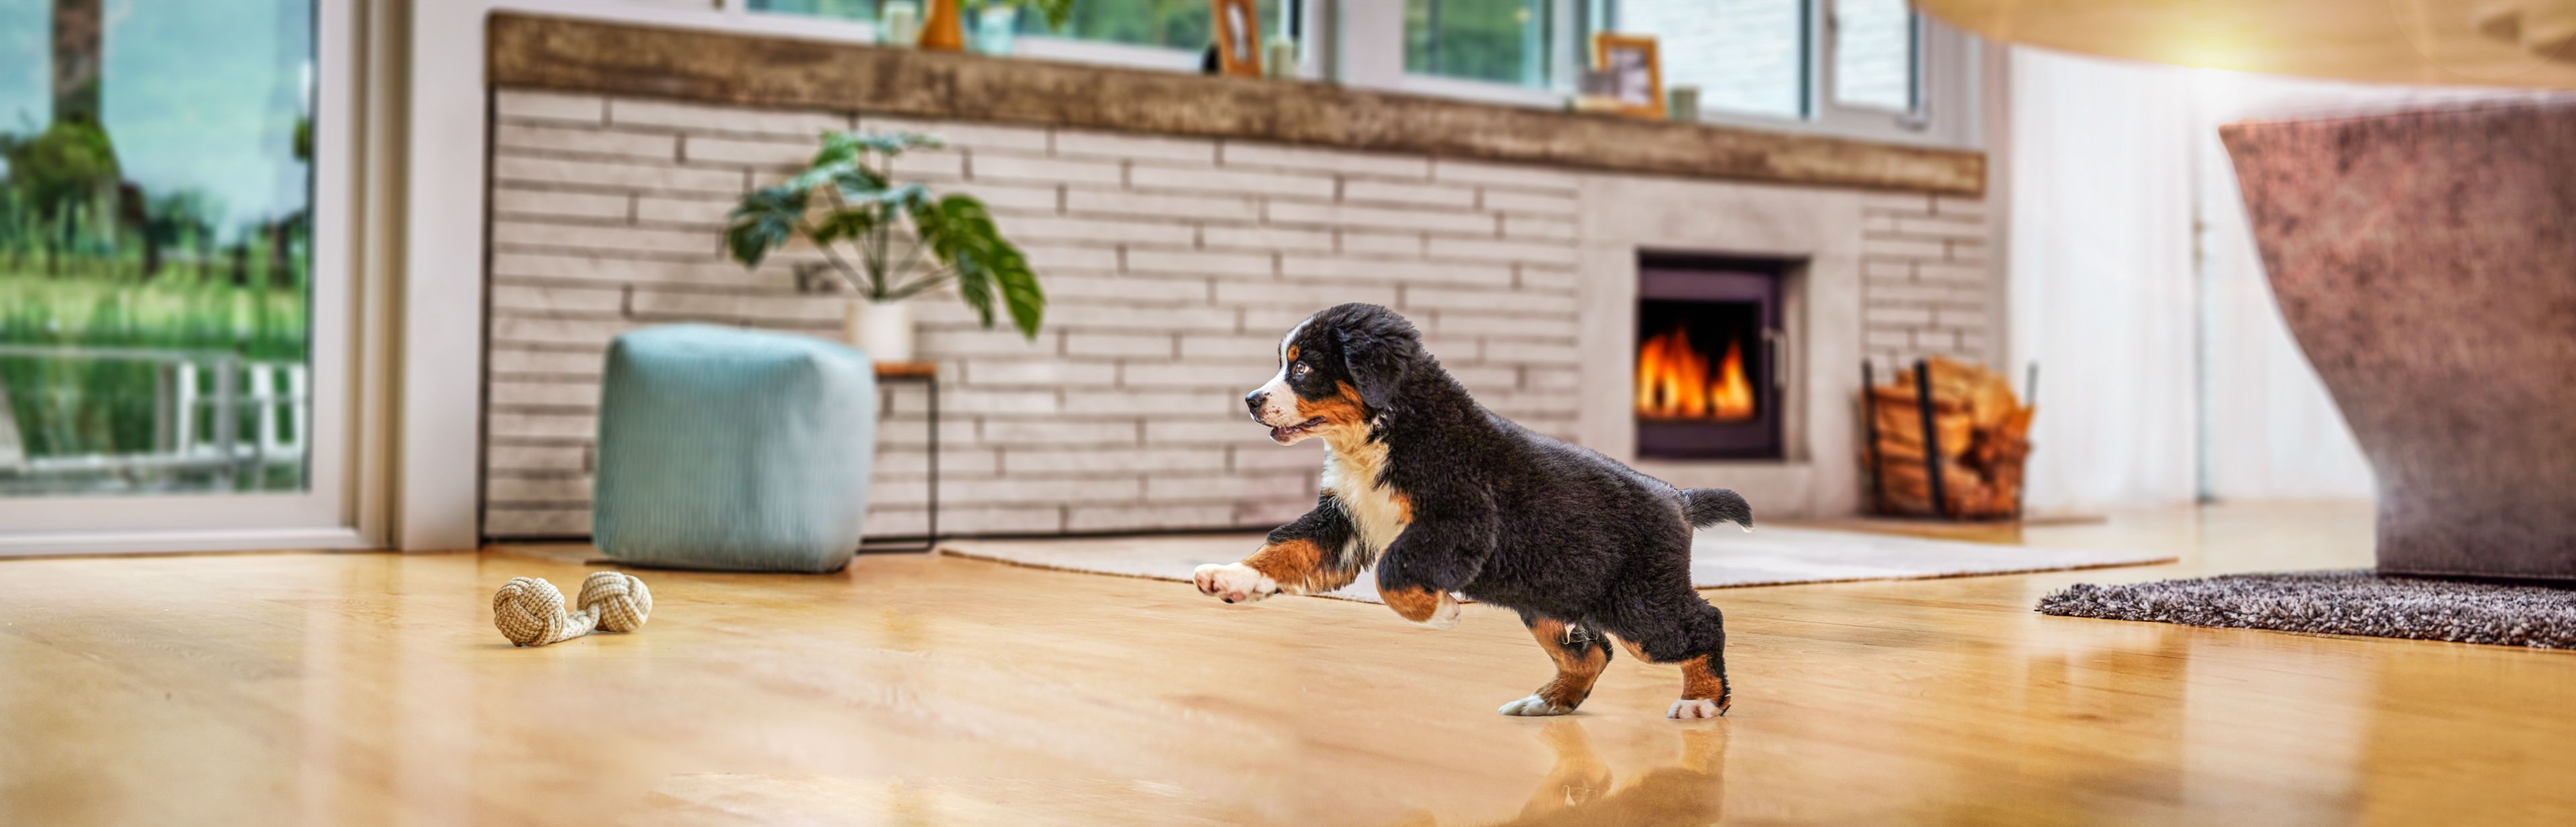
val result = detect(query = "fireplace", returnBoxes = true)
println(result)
[1635,258,1788,460]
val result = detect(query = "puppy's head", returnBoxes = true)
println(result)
[1244,303,1424,445]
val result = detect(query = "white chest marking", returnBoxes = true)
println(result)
[1323,436,1407,557]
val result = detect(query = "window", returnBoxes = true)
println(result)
[745,0,877,23]
[1572,0,1952,140]
[1617,0,1806,119]
[1831,0,1915,111]
[1405,0,1554,89]
[1,0,317,496]
[1014,0,1283,52]
[740,0,1286,54]
[671,0,1968,146]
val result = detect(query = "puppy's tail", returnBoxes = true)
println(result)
[1679,488,1754,532]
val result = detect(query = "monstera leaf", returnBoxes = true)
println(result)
[722,184,807,269]
[722,130,1046,339]
[910,195,1044,338]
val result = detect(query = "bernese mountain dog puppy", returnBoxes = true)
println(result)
[1192,303,1753,719]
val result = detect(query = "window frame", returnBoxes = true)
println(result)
[1355,0,1978,148]
[1398,0,1569,97]
[0,0,387,555]
[699,0,1974,148]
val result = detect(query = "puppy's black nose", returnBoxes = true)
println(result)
[1244,390,1267,415]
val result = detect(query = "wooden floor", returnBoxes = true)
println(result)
[3,502,2572,826]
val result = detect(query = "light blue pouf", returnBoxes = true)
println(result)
[592,325,875,573]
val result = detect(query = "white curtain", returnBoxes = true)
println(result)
[2011,49,2563,510]
[2007,48,2201,512]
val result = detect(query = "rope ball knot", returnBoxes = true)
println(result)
[578,571,653,632]
[492,571,654,647]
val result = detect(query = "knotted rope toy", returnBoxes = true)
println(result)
[492,571,653,647]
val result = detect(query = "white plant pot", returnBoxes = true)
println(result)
[845,300,917,362]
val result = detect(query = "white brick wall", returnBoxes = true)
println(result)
[480,89,1994,539]
[1860,192,1992,372]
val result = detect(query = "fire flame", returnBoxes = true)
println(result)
[1636,327,1756,421]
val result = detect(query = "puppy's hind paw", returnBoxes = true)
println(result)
[1666,698,1728,720]
[1411,593,1462,630]
[1497,694,1577,716]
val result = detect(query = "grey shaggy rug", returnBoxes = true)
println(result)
[2038,570,2576,649]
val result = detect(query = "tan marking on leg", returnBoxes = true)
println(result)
[1242,538,1325,592]
[1379,583,1450,624]
[1612,635,1652,663]
[1529,619,1609,710]
[1676,654,1731,718]
[1680,655,1727,702]
[1242,538,1363,595]
[1392,492,1413,524]
[1301,566,1363,595]
[1612,635,1733,717]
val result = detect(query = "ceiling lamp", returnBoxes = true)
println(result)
[1912,0,2576,88]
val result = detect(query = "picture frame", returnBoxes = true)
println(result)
[1212,0,1263,77]
[1590,33,1665,120]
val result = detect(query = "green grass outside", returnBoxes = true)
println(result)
[1,273,307,488]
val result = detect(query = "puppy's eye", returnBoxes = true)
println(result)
[1290,363,1311,380]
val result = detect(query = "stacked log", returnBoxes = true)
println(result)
[1863,357,2035,519]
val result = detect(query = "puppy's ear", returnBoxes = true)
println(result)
[1339,327,1411,411]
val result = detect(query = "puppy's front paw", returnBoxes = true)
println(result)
[1666,698,1728,719]
[1497,694,1576,716]
[1192,563,1277,604]
[1415,594,1462,630]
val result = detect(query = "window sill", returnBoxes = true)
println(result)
[1393,74,1564,109]
[487,13,1984,195]
[1008,35,1203,72]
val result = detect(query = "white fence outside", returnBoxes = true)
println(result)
[0,345,308,493]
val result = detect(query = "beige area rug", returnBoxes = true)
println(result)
[941,527,2176,604]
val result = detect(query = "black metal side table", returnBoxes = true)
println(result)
[858,360,938,554]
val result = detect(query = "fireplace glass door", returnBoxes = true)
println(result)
[1637,263,1784,459]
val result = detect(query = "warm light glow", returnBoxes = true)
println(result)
[1710,339,1754,420]
[1636,327,1755,422]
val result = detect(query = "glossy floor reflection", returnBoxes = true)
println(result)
[616,723,1723,827]
[1385,722,1727,827]
[2,502,2572,826]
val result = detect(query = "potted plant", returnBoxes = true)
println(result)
[723,131,1045,361]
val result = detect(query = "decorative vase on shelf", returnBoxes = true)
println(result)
[1264,38,1298,78]
[845,300,918,363]
[973,5,1019,55]
[918,0,965,51]
[879,1,922,46]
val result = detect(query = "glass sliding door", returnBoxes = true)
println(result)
[0,0,361,550]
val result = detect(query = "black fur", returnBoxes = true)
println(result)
[1260,303,1750,712]
[1680,488,1754,531]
